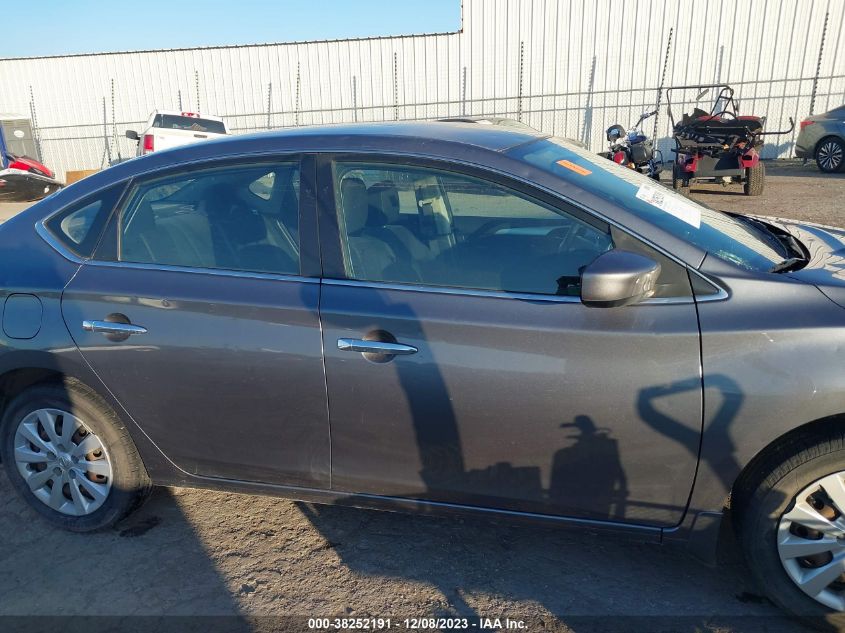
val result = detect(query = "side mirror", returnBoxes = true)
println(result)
[580,250,661,308]
[125,130,139,141]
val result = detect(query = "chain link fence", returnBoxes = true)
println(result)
[29,70,843,180]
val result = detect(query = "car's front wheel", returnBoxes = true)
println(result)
[0,379,150,531]
[672,164,690,195]
[738,425,845,630]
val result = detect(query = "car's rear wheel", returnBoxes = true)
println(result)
[816,137,845,173]
[0,380,150,531]
[738,427,845,630]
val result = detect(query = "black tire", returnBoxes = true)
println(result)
[816,137,845,174]
[744,162,765,196]
[736,426,845,631]
[672,164,690,195]
[0,379,151,532]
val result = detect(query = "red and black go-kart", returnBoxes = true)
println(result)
[666,84,793,196]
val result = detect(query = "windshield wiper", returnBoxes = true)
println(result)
[732,213,809,270]
[770,257,807,273]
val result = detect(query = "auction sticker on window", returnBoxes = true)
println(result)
[555,159,592,176]
[635,184,701,229]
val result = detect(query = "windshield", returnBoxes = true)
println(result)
[509,136,789,271]
[153,114,226,134]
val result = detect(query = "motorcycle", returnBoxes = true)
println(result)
[599,110,663,180]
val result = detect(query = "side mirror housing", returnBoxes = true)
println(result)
[580,250,661,308]
[125,130,139,141]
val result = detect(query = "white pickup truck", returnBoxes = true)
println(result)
[126,110,228,156]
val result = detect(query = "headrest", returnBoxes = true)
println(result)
[340,177,368,234]
[367,181,402,224]
[128,199,156,234]
[202,182,265,244]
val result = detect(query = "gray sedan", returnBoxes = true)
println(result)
[796,105,845,172]
[2,122,845,628]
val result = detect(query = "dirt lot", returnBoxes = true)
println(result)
[0,160,843,633]
[686,160,845,226]
[0,202,31,223]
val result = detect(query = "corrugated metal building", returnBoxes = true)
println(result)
[0,0,843,180]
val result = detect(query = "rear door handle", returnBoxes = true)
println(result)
[82,320,148,336]
[337,338,417,355]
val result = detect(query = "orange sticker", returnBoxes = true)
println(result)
[555,159,592,176]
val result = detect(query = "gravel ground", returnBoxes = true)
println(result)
[686,159,845,225]
[0,160,842,633]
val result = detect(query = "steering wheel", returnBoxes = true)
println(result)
[711,105,737,120]
[553,224,601,254]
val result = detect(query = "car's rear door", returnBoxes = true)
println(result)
[318,155,703,527]
[60,156,330,487]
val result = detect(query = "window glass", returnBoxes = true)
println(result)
[45,183,125,257]
[333,162,613,296]
[249,172,275,200]
[152,114,226,134]
[119,163,300,275]
[60,201,103,245]
[510,137,790,272]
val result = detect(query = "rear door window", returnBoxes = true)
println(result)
[116,162,301,275]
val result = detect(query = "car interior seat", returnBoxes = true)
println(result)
[366,181,432,264]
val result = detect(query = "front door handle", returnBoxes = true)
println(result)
[337,338,417,355]
[82,320,148,336]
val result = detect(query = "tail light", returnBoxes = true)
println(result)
[142,134,155,153]
[800,120,815,130]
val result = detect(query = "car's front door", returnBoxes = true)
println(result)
[60,157,330,487]
[318,157,703,527]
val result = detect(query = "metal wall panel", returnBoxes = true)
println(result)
[1,0,843,180]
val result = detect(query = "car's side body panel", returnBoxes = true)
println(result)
[60,264,330,487]
[320,280,703,527]
[678,269,845,515]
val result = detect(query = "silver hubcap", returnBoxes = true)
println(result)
[818,141,843,171]
[778,471,845,610]
[13,409,112,516]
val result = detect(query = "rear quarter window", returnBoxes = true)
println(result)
[44,183,126,257]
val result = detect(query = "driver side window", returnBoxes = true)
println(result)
[333,162,613,296]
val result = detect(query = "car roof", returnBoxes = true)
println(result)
[232,121,545,152]
[70,121,547,193]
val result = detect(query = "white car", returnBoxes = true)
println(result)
[126,110,228,156]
